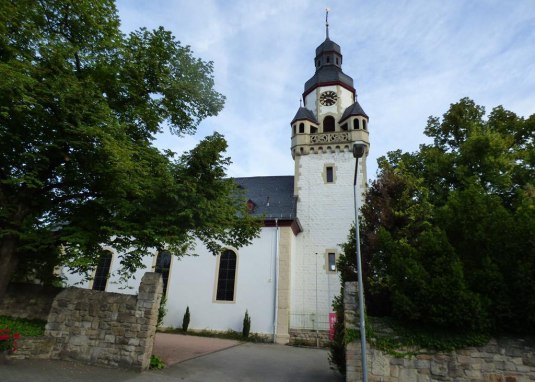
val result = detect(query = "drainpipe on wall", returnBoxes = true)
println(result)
[273,218,280,343]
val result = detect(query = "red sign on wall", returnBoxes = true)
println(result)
[329,313,337,340]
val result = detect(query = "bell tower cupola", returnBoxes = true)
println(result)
[290,9,369,159]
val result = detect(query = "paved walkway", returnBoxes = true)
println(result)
[152,332,240,365]
[0,335,343,382]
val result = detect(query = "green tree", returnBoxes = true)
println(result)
[0,0,259,298]
[340,98,534,333]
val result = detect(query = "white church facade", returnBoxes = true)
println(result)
[64,29,370,345]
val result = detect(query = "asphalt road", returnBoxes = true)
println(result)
[0,342,344,382]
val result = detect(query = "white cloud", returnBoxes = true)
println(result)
[117,0,535,180]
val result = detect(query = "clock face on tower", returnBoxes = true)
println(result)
[319,90,338,106]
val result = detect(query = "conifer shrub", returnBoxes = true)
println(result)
[182,306,190,332]
[242,310,251,338]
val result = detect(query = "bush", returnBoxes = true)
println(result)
[242,310,251,338]
[328,292,346,375]
[150,355,165,369]
[182,306,190,332]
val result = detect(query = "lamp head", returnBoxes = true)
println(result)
[353,142,366,159]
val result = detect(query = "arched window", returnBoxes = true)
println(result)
[353,119,360,130]
[293,125,296,135]
[323,116,335,132]
[299,123,305,133]
[216,249,237,301]
[363,119,367,130]
[155,251,172,296]
[93,251,112,291]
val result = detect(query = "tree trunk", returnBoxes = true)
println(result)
[0,236,19,301]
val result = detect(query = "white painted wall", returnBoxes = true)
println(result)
[63,227,279,336]
[163,227,278,335]
[291,148,366,329]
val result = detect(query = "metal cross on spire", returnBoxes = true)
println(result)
[325,7,330,39]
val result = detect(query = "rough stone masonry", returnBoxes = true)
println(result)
[344,281,535,382]
[42,272,162,370]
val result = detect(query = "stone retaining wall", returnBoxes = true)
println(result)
[6,272,162,370]
[344,282,535,382]
[0,283,63,321]
[289,329,330,347]
[10,336,56,360]
[44,272,162,369]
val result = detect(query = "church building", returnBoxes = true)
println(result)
[64,24,370,345]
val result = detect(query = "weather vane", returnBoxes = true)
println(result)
[325,7,330,39]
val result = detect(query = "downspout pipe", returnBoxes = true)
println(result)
[273,218,280,342]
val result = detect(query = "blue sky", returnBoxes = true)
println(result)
[116,0,535,179]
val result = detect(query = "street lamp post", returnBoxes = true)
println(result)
[352,142,368,382]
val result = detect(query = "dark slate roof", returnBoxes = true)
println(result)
[315,38,341,56]
[304,67,354,94]
[304,37,354,94]
[291,107,318,125]
[340,100,368,122]
[234,176,297,220]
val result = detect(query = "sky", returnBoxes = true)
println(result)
[116,0,535,180]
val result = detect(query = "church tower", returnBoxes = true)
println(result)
[289,14,370,338]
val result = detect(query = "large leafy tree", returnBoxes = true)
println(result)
[339,98,534,333]
[0,0,259,298]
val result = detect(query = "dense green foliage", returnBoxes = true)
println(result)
[182,306,190,332]
[0,316,46,337]
[0,0,259,297]
[339,98,534,333]
[330,98,533,373]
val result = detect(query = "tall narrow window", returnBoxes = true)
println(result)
[326,166,334,183]
[216,250,237,301]
[323,116,335,132]
[299,123,305,133]
[363,119,367,130]
[155,251,172,296]
[328,253,337,272]
[353,119,360,130]
[93,251,112,291]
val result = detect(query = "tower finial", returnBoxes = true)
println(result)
[325,7,330,39]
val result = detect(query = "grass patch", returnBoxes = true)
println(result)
[158,327,270,343]
[0,316,46,337]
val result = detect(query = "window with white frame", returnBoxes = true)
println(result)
[328,252,337,272]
